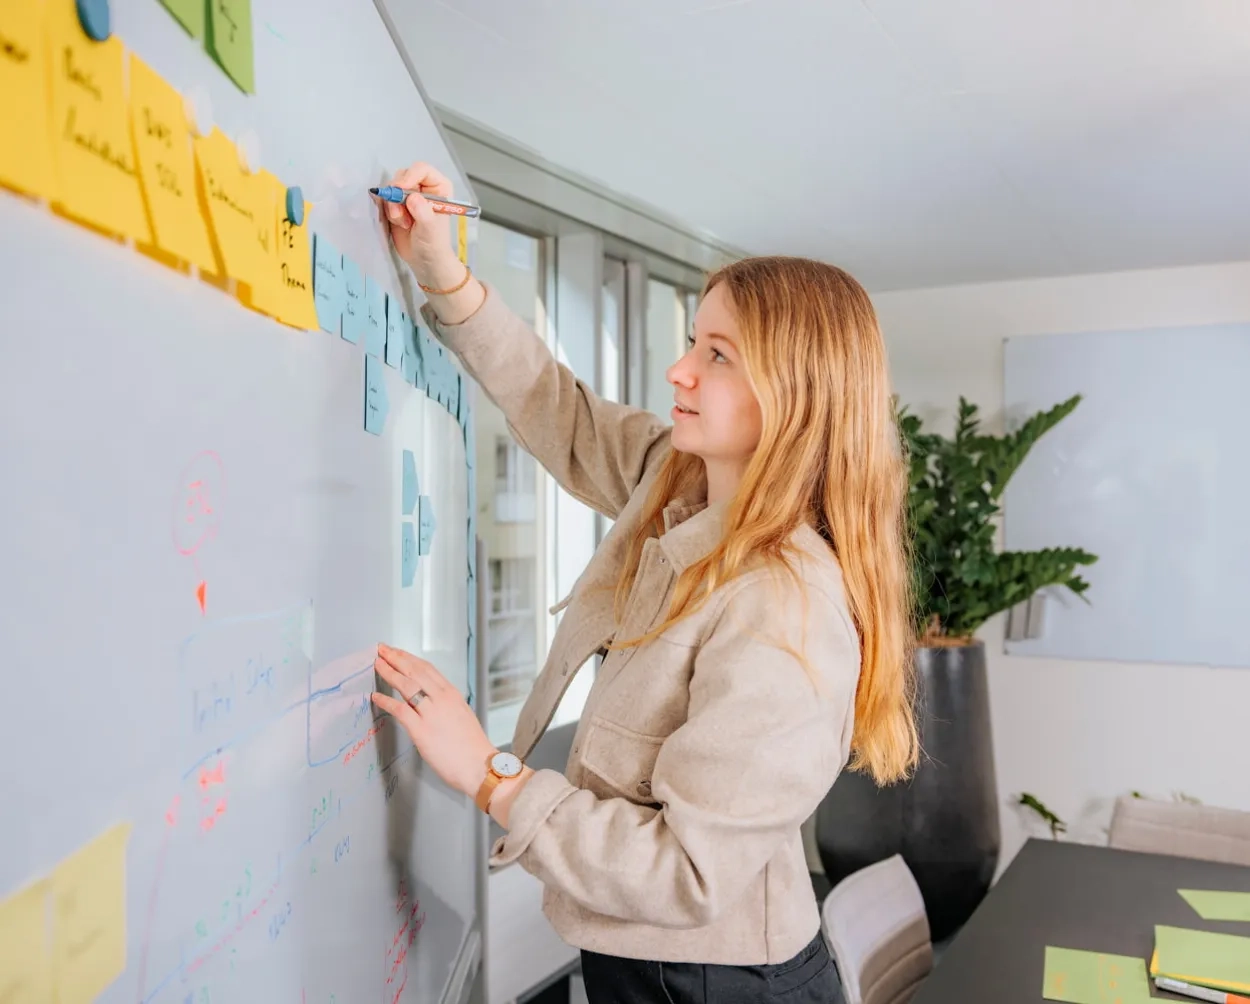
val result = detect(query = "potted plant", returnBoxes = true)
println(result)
[815,395,1096,941]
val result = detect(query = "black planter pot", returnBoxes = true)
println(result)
[815,640,1000,943]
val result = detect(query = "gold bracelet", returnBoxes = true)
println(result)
[419,263,472,296]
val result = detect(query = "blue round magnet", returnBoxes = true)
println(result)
[76,0,111,41]
[285,186,305,226]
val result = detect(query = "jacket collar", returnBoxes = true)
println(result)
[658,497,727,572]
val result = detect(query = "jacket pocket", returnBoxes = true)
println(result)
[579,716,666,805]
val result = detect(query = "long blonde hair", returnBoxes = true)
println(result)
[613,256,917,785]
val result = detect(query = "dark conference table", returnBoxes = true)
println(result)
[912,838,1250,1004]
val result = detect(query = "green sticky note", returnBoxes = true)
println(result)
[160,0,206,37]
[1043,947,1152,1004]
[205,0,254,94]
[1178,889,1250,922]
[1154,926,1250,993]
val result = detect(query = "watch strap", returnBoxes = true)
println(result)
[475,772,503,813]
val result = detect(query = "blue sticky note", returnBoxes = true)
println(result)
[411,325,427,392]
[402,321,421,386]
[401,450,418,516]
[363,277,386,358]
[341,257,365,345]
[401,522,417,588]
[417,495,436,556]
[448,368,461,418]
[364,355,388,436]
[313,234,344,336]
[385,296,405,369]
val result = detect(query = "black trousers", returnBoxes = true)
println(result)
[579,933,838,1003]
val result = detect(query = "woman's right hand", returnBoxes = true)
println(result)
[382,161,466,292]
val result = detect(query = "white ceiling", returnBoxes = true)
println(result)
[397,0,1250,291]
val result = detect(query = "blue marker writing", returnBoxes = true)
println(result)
[368,187,481,218]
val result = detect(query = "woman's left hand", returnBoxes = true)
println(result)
[371,643,496,800]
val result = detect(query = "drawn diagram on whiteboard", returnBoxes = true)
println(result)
[171,450,226,615]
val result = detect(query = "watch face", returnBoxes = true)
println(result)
[491,751,523,778]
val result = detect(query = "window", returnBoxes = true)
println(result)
[494,436,537,523]
[644,278,697,419]
[472,219,548,746]
[486,557,538,707]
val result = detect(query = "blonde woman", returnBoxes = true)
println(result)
[369,163,918,1003]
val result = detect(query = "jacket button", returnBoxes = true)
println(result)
[637,780,652,796]
[658,557,666,565]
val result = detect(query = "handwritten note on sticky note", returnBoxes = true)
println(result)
[206,0,254,93]
[275,203,319,329]
[238,169,282,316]
[342,257,365,344]
[365,355,388,436]
[385,295,405,369]
[364,278,386,358]
[194,127,261,283]
[160,0,205,37]
[401,522,417,588]
[128,54,218,272]
[52,822,131,1004]
[418,495,436,556]
[0,1,57,199]
[0,877,53,1004]
[46,2,151,243]
[1043,947,1151,1004]
[400,318,418,384]
[313,234,344,335]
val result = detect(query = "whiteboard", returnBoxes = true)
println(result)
[0,1,482,1002]
[1003,325,1250,669]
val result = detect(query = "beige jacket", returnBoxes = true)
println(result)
[423,287,862,966]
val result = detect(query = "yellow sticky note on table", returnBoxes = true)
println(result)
[46,0,151,244]
[193,126,264,284]
[274,201,319,329]
[129,53,218,273]
[52,822,131,1004]
[238,169,283,316]
[0,0,57,199]
[0,877,54,1004]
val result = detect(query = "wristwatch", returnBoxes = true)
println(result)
[475,750,524,813]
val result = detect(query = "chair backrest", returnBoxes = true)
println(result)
[821,854,933,1004]
[1108,796,1250,866]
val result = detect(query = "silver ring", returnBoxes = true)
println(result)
[406,688,428,709]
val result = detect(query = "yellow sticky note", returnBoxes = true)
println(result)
[456,215,468,265]
[0,0,57,199]
[238,169,283,316]
[46,0,151,243]
[129,53,218,273]
[52,822,131,1004]
[193,126,266,284]
[274,201,319,329]
[0,877,53,1004]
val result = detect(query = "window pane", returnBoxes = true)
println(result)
[473,219,546,747]
[644,278,689,419]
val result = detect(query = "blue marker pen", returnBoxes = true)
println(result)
[368,187,481,218]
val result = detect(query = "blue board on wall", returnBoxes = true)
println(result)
[1003,324,1250,669]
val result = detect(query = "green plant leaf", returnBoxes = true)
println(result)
[901,394,1095,639]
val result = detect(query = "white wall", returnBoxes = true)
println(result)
[872,259,1250,871]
